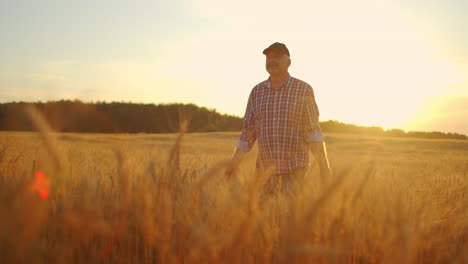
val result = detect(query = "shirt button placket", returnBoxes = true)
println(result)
[274,91,279,161]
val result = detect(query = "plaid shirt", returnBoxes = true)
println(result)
[237,75,322,174]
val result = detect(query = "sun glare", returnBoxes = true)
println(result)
[285,1,463,130]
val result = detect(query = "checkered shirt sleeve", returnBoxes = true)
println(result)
[237,90,257,152]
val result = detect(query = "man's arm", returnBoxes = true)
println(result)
[226,90,257,179]
[308,141,333,177]
[302,85,333,177]
[226,147,247,179]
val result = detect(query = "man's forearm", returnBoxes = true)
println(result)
[225,147,248,178]
[231,147,247,164]
[309,141,333,176]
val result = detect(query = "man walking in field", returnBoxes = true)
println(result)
[226,42,332,193]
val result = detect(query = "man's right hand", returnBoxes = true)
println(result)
[225,161,239,180]
[225,148,246,180]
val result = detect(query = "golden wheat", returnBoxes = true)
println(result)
[0,115,466,263]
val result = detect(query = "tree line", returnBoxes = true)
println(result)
[0,100,466,140]
[0,100,242,133]
[320,120,467,140]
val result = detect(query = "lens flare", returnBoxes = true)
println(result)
[31,170,50,199]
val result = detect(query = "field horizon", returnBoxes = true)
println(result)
[1,101,466,139]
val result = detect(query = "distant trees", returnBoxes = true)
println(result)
[0,100,242,133]
[320,120,385,136]
[320,120,467,140]
[0,101,466,140]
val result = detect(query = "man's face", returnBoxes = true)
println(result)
[265,51,291,76]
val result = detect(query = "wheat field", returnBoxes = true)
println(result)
[0,124,467,263]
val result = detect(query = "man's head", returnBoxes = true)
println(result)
[263,42,291,76]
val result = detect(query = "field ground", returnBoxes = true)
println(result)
[0,131,467,263]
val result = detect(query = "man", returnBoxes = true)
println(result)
[226,42,332,193]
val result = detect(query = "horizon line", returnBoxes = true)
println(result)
[1,99,466,137]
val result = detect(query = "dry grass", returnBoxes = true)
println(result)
[0,114,467,263]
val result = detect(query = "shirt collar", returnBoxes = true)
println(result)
[266,74,291,89]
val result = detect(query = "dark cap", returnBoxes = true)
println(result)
[262,42,290,56]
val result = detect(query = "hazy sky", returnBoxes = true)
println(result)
[1,0,467,134]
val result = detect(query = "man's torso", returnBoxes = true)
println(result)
[250,76,312,173]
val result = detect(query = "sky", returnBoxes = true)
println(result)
[1,0,467,134]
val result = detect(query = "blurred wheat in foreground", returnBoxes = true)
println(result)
[0,108,467,263]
